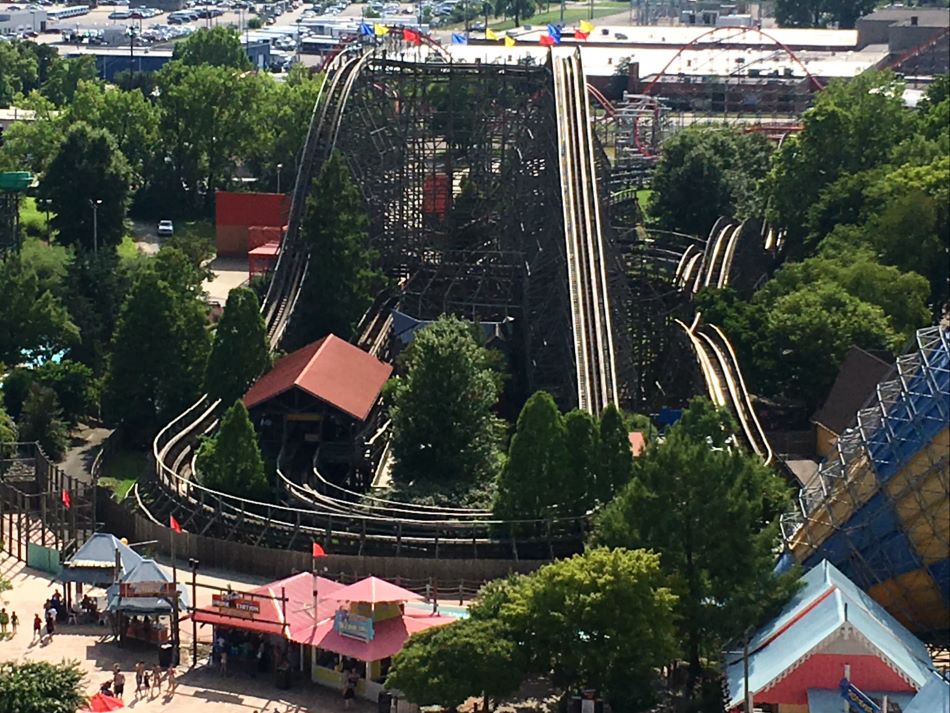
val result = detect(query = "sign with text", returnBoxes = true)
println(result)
[334,609,374,642]
[212,593,261,618]
[119,581,176,598]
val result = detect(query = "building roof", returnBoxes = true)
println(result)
[192,572,345,641]
[905,674,950,713]
[812,346,891,435]
[307,611,456,661]
[807,688,914,713]
[106,559,191,614]
[724,560,934,708]
[860,7,950,26]
[62,533,144,585]
[322,576,423,604]
[628,431,646,456]
[244,335,392,421]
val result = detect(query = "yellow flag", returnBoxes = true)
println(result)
[374,23,389,36]
[485,28,499,40]
[504,35,516,47]
[579,20,594,33]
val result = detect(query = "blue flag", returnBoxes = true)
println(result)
[359,22,373,36]
[547,23,561,42]
[451,32,466,44]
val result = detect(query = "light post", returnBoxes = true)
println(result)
[89,199,102,255]
[276,163,283,194]
[188,558,199,666]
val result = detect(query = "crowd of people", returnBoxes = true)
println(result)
[98,660,177,701]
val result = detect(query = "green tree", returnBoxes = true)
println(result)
[40,122,132,253]
[205,288,270,405]
[492,0,539,26]
[649,128,772,236]
[387,619,525,711]
[497,548,678,711]
[0,92,64,175]
[195,399,269,499]
[17,384,69,461]
[1,368,33,422]
[172,26,252,69]
[593,399,797,685]
[285,153,382,349]
[0,401,17,453]
[595,404,634,504]
[493,391,568,522]
[26,360,98,426]
[0,40,39,107]
[0,256,78,365]
[775,0,873,27]
[102,268,210,439]
[0,661,85,713]
[386,316,504,486]
[41,55,97,106]
[561,409,598,513]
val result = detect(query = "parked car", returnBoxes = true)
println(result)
[157,220,174,236]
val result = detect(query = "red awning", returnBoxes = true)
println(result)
[321,576,423,605]
[300,612,456,660]
[192,573,344,638]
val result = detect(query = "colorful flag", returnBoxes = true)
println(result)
[547,23,561,40]
[575,30,589,40]
[504,35,516,47]
[312,543,326,558]
[358,22,373,36]
[539,34,557,46]
[579,19,594,33]
[61,488,71,511]
[169,515,182,533]
[451,32,467,44]
[402,27,422,44]
[374,23,389,36]
[485,28,499,40]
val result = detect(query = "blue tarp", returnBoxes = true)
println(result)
[106,559,190,615]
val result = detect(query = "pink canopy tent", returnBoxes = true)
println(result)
[321,576,423,604]
[192,572,343,640]
[299,611,457,659]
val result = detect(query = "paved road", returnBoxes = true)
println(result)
[59,425,113,485]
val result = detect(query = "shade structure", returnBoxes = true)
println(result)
[62,533,144,586]
[321,576,423,604]
[81,693,124,712]
[105,559,191,615]
[303,612,456,660]
[192,573,343,640]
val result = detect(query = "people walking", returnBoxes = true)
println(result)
[0,608,9,637]
[32,613,41,641]
[134,661,146,696]
[151,663,162,696]
[112,664,126,700]
[166,665,177,695]
[342,668,359,709]
[10,612,18,636]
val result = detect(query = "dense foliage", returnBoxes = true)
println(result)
[593,399,799,681]
[386,316,505,488]
[391,548,678,711]
[195,399,270,500]
[0,661,85,713]
[205,287,270,406]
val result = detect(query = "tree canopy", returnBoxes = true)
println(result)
[195,399,269,500]
[0,661,85,713]
[172,26,252,69]
[17,383,69,461]
[205,287,270,406]
[285,152,381,349]
[593,399,798,682]
[386,316,504,487]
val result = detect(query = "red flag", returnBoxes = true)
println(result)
[61,488,71,511]
[169,515,182,533]
[312,543,326,558]
[402,28,421,45]
[539,34,556,46]
[574,30,589,40]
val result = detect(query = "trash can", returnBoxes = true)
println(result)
[377,691,393,713]
[158,643,174,669]
[275,666,291,690]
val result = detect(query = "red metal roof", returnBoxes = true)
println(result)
[243,335,392,421]
[628,431,646,456]
[322,576,423,604]
[216,191,290,228]
[301,612,456,659]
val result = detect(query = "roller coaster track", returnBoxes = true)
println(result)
[676,315,773,464]
[553,49,619,415]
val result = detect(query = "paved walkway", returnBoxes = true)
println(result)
[0,557,376,713]
[60,425,114,485]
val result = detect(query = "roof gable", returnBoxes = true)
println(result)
[812,346,891,435]
[244,335,392,421]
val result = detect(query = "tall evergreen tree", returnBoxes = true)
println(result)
[205,288,270,405]
[593,398,798,685]
[596,404,634,504]
[386,316,504,486]
[195,400,269,500]
[562,409,599,514]
[284,152,382,350]
[39,122,131,252]
[18,384,68,461]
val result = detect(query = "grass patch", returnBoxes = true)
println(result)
[19,196,54,242]
[452,2,628,31]
[117,235,139,260]
[99,448,148,502]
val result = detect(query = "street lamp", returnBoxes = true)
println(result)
[188,558,199,667]
[89,199,102,255]
[276,163,284,194]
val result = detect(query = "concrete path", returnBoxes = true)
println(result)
[60,425,114,485]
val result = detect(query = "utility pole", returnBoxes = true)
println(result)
[188,558,199,667]
[89,199,102,255]
[276,163,283,193]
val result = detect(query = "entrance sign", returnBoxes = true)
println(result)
[119,581,176,597]
[212,593,261,617]
[334,609,375,641]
